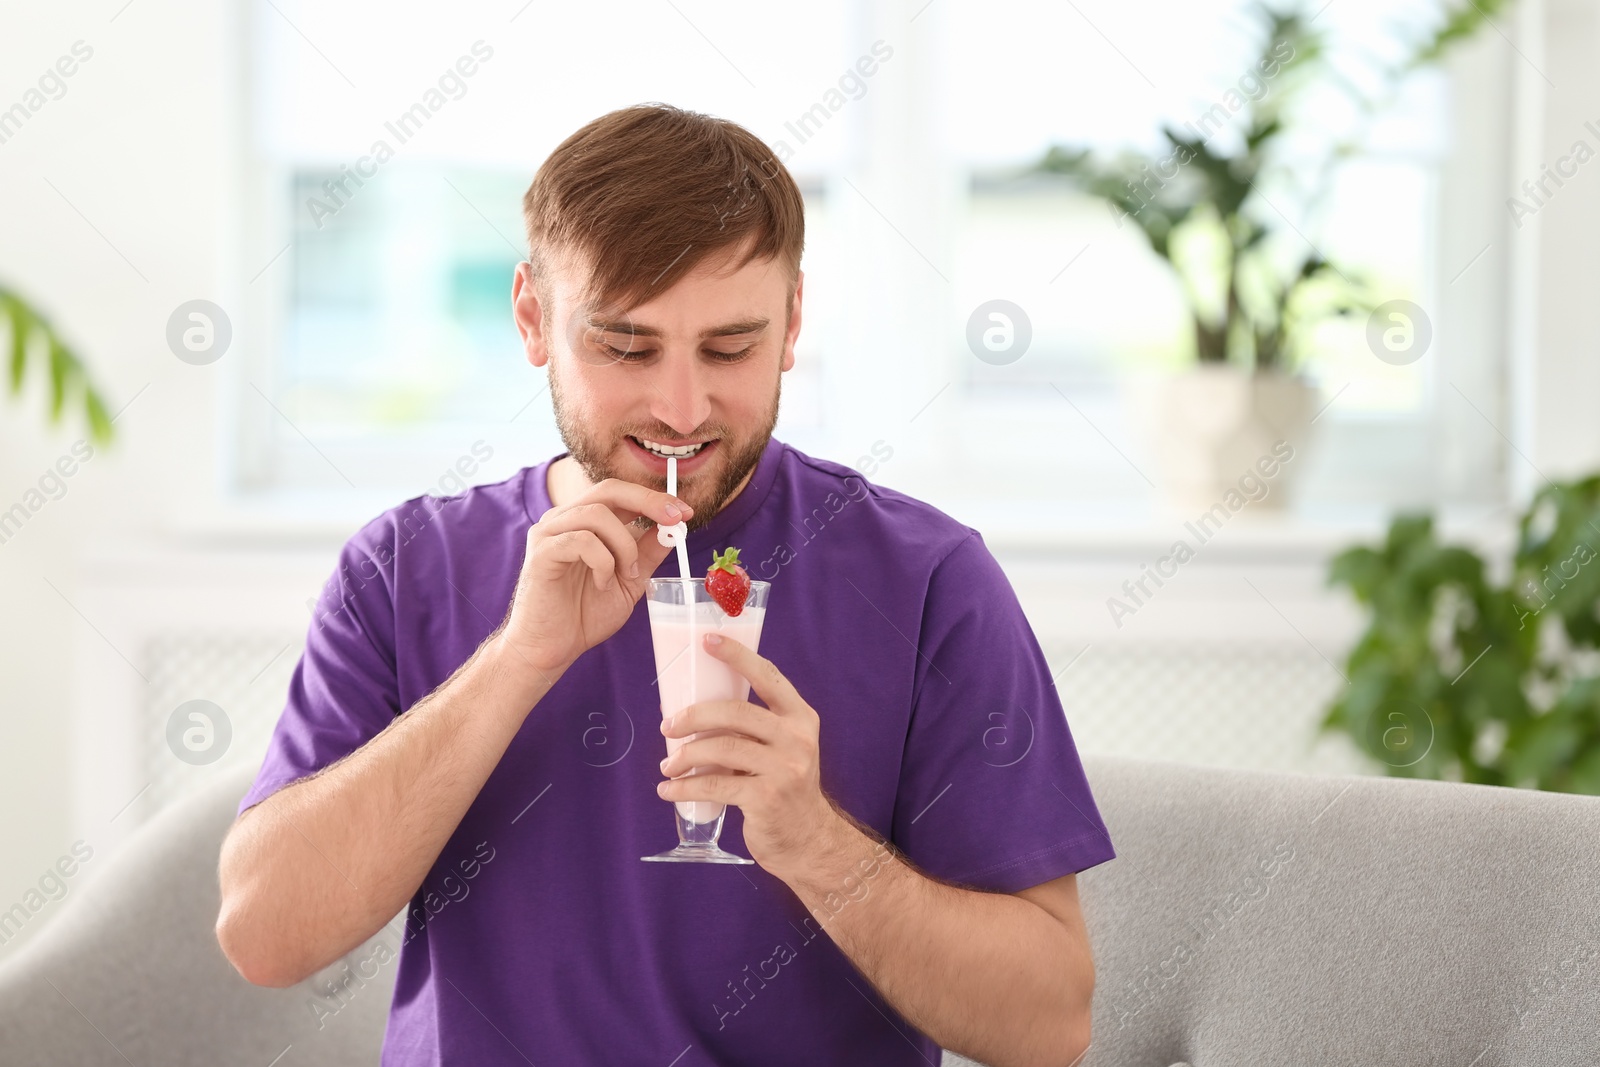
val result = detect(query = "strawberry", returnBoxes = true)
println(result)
[706,546,751,616]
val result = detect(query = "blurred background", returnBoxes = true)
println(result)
[3,0,1599,957]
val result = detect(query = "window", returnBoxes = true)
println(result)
[239,0,1509,515]
[240,0,853,498]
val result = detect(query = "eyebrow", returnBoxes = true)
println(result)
[587,316,770,340]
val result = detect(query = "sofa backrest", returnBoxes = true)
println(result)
[1073,755,1600,1066]
[5,757,1596,1066]
[0,763,397,1066]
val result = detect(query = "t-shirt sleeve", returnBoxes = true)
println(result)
[236,525,403,817]
[889,530,1115,893]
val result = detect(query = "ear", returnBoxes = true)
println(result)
[781,269,803,373]
[513,261,551,369]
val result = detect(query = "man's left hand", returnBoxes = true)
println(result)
[657,633,843,876]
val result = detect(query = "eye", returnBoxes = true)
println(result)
[593,342,755,363]
[599,342,651,362]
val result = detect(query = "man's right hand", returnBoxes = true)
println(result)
[218,478,692,988]
[496,478,692,678]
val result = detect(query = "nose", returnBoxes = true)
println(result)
[649,349,712,436]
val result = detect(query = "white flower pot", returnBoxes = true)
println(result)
[1125,365,1317,514]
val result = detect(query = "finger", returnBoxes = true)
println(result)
[657,772,744,807]
[536,503,640,579]
[661,734,768,777]
[662,700,778,742]
[574,477,693,528]
[631,521,677,581]
[663,699,773,738]
[703,634,801,713]
[538,529,616,591]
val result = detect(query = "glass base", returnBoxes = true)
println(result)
[641,802,755,864]
[641,843,755,864]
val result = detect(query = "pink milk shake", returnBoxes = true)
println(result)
[648,597,767,824]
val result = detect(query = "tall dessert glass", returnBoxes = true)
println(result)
[641,576,769,864]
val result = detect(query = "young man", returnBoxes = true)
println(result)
[217,103,1115,1067]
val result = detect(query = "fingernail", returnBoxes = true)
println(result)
[674,498,693,515]
[665,502,681,518]
[659,757,670,771]
[629,561,640,578]
[662,714,675,732]
[705,633,723,646]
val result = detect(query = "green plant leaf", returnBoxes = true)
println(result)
[1328,545,1384,601]
[1565,745,1600,795]
[0,284,116,446]
[47,335,71,421]
[5,292,37,394]
[1504,711,1581,784]
[1410,0,1518,67]
[84,386,113,443]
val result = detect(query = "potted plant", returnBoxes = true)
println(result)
[1027,1,1510,512]
[1324,475,1600,794]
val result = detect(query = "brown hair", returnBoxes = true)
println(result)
[522,102,806,323]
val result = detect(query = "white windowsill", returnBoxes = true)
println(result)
[157,486,1517,563]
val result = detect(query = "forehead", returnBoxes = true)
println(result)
[549,237,786,331]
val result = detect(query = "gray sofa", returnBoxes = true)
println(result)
[3,757,1596,1065]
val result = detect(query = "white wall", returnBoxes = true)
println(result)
[0,0,256,956]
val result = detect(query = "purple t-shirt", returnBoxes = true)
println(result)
[240,436,1115,1065]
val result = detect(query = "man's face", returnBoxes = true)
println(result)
[514,237,802,530]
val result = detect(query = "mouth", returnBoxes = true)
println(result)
[630,436,711,459]
[625,435,720,475]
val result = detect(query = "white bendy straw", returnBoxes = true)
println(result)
[657,456,696,783]
[661,456,691,582]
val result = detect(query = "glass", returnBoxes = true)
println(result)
[641,577,771,864]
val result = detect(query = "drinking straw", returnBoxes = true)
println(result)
[665,457,697,803]
[666,456,691,583]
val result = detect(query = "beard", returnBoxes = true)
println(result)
[547,359,780,533]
